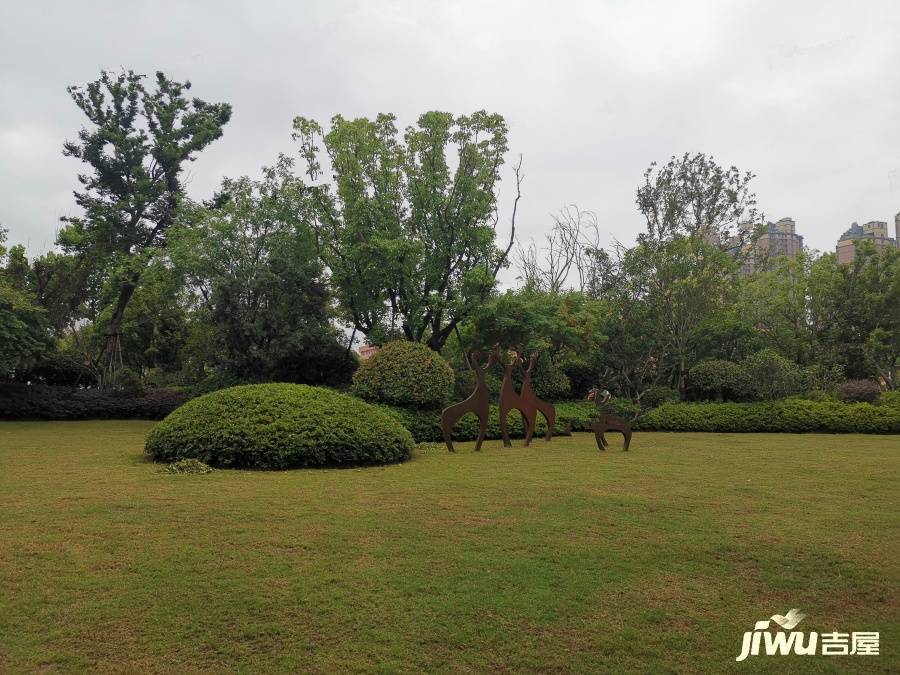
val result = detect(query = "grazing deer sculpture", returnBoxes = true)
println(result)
[497,345,531,447]
[587,387,632,451]
[440,349,495,452]
[518,350,557,446]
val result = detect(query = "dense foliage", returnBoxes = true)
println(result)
[2,71,897,422]
[292,111,517,351]
[169,157,354,385]
[59,70,231,384]
[145,384,413,468]
[0,383,188,420]
[352,341,454,408]
[642,400,900,434]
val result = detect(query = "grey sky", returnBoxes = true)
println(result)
[2,0,898,283]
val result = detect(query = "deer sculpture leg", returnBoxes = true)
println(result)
[537,400,556,441]
[592,420,609,450]
[440,349,494,452]
[499,401,524,448]
[519,350,557,447]
[497,346,532,447]
[441,402,468,452]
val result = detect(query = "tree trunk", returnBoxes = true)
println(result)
[99,276,138,389]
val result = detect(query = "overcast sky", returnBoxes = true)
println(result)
[2,0,898,284]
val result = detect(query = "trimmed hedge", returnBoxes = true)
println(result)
[642,400,900,434]
[378,404,566,443]
[352,341,454,407]
[378,399,635,442]
[0,383,190,420]
[381,398,899,442]
[145,383,413,469]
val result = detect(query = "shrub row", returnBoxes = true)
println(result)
[377,399,636,442]
[642,400,900,434]
[0,383,190,420]
[381,398,899,442]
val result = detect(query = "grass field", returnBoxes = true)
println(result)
[0,422,897,673]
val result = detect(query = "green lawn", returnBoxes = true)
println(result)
[0,422,897,673]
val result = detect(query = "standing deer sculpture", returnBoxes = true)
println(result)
[497,345,531,447]
[587,387,632,451]
[440,349,495,452]
[518,351,557,446]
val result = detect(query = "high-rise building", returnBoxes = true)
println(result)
[835,219,898,264]
[738,217,804,274]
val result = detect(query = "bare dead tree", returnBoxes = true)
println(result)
[514,204,606,293]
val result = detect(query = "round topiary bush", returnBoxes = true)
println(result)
[145,383,413,469]
[837,379,882,403]
[351,341,454,408]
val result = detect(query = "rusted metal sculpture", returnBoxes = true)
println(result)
[440,349,495,452]
[518,351,557,446]
[587,387,632,451]
[497,345,532,447]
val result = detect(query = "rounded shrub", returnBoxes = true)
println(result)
[689,359,751,401]
[529,358,571,399]
[145,383,413,469]
[641,385,680,409]
[352,341,454,408]
[837,379,882,403]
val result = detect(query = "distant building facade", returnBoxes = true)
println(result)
[738,217,805,275]
[835,218,898,264]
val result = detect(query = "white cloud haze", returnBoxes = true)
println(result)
[1,0,898,283]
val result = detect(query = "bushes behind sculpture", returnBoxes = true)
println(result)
[352,341,454,408]
[145,383,413,469]
[379,397,899,441]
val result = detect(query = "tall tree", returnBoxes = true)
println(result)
[514,204,608,294]
[636,152,761,252]
[0,228,49,375]
[170,157,354,384]
[292,111,519,352]
[738,251,815,364]
[59,70,231,385]
[809,244,900,387]
[627,237,738,393]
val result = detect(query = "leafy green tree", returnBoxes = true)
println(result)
[636,152,761,251]
[738,252,815,363]
[117,259,190,376]
[691,314,763,363]
[29,251,93,335]
[628,237,738,393]
[292,111,519,351]
[689,359,752,401]
[742,348,804,400]
[170,158,353,384]
[0,229,49,375]
[59,69,231,384]
[465,287,609,397]
[810,244,899,386]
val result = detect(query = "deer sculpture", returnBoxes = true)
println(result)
[587,387,632,451]
[497,345,531,447]
[518,350,557,446]
[440,349,495,452]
